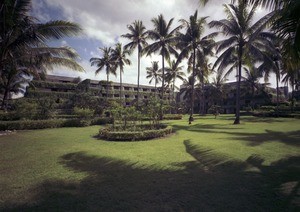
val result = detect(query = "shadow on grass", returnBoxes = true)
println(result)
[4,142,299,211]
[226,129,300,147]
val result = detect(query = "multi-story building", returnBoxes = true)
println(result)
[26,75,171,106]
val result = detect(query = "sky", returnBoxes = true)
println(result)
[31,0,278,88]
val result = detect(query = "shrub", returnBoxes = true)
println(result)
[0,119,65,130]
[163,114,183,120]
[98,125,173,141]
[73,107,94,119]
[0,118,93,130]
[90,117,113,125]
[62,119,91,127]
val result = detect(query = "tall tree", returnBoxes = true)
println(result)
[145,14,181,118]
[165,59,185,102]
[111,43,131,103]
[146,61,162,98]
[209,1,275,124]
[90,47,116,99]
[176,10,215,121]
[122,20,148,106]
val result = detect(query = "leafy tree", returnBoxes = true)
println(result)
[122,20,148,106]
[90,47,116,99]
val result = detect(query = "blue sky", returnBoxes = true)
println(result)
[31,0,278,88]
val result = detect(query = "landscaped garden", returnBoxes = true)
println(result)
[1,115,299,211]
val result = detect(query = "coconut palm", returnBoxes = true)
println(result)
[122,20,148,106]
[111,43,131,102]
[165,59,185,102]
[209,0,275,124]
[145,14,181,118]
[247,0,300,57]
[0,0,83,109]
[90,47,116,99]
[176,10,215,121]
[146,61,162,98]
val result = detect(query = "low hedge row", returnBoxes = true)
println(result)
[0,117,113,131]
[163,114,183,120]
[98,125,173,141]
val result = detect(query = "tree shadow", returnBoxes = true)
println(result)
[227,129,300,147]
[172,123,243,134]
[4,146,299,211]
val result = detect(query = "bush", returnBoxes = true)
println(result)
[98,125,173,141]
[73,107,94,119]
[163,114,183,120]
[90,117,113,125]
[62,119,91,127]
[0,119,65,130]
[0,118,93,130]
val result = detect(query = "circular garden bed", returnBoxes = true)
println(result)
[98,124,173,141]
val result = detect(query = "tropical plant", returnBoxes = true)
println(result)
[165,59,185,102]
[210,68,228,107]
[90,47,116,99]
[111,43,131,103]
[146,61,162,98]
[209,1,275,124]
[176,10,215,120]
[145,14,181,118]
[122,20,148,106]
[0,0,83,109]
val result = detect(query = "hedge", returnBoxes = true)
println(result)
[98,125,173,141]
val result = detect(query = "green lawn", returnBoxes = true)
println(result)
[0,115,299,211]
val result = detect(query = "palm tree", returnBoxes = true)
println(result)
[211,69,228,106]
[146,61,162,98]
[165,59,185,102]
[180,75,195,120]
[176,10,215,121]
[111,43,131,103]
[209,1,275,124]
[122,20,148,106]
[0,0,83,109]
[0,67,31,109]
[90,47,116,99]
[145,14,181,118]
[194,58,213,115]
[247,0,300,57]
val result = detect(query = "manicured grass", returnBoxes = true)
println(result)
[0,115,299,211]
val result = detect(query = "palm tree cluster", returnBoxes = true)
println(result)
[3,0,297,125]
[91,0,300,123]
[0,0,83,109]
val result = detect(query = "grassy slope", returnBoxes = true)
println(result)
[0,115,299,211]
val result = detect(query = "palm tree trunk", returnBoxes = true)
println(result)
[120,67,123,104]
[137,49,141,107]
[291,80,295,113]
[155,79,157,98]
[1,88,9,110]
[190,48,196,123]
[276,72,279,117]
[234,47,242,125]
[200,73,205,115]
[160,54,165,120]
[106,73,109,99]
[173,79,176,103]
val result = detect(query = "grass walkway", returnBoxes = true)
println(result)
[0,115,299,211]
